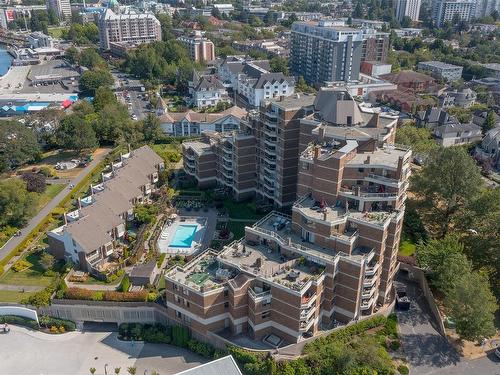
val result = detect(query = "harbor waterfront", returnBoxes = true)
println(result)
[0,47,13,76]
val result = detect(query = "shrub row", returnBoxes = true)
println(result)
[303,315,387,354]
[64,287,148,302]
[0,315,39,330]
[40,315,76,331]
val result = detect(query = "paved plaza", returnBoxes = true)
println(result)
[0,325,206,375]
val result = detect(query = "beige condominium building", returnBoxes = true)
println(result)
[177,31,216,62]
[169,89,411,345]
[98,8,162,50]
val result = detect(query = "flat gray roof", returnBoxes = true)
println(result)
[175,356,242,375]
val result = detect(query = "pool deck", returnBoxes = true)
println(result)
[157,208,218,256]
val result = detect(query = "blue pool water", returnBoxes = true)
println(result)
[169,225,198,248]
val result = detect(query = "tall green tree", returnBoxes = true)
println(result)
[0,179,39,228]
[56,115,97,153]
[79,48,106,69]
[0,120,41,172]
[445,271,496,342]
[411,147,482,237]
[79,69,114,95]
[395,124,438,155]
[141,114,163,143]
[483,110,496,133]
[93,87,118,112]
[416,236,470,294]
[270,56,289,75]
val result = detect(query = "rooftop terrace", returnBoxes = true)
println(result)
[219,239,325,292]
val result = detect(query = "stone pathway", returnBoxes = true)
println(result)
[0,284,43,292]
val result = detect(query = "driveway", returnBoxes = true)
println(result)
[0,148,111,263]
[396,275,499,374]
[0,325,206,375]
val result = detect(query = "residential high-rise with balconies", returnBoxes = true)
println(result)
[46,0,71,20]
[171,89,411,344]
[395,0,422,22]
[98,8,161,50]
[290,20,364,85]
[432,0,476,27]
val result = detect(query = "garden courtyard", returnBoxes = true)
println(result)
[0,325,206,375]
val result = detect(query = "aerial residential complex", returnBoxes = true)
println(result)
[98,8,162,50]
[417,61,463,82]
[47,146,164,277]
[174,89,411,343]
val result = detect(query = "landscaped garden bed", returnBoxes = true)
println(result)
[0,315,76,334]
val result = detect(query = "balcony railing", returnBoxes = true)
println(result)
[248,288,271,301]
[366,174,400,187]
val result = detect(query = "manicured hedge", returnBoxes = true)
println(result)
[40,316,76,331]
[0,315,39,329]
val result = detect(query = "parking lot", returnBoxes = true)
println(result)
[112,70,150,120]
[0,325,206,375]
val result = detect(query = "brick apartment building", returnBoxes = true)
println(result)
[170,89,411,344]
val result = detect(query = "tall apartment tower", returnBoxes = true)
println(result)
[170,89,411,344]
[46,0,71,20]
[98,8,162,50]
[177,31,215,62]
[395,0,422,21]
[290,20,363,85]
[432,0,476,26]
[475,0,500,17]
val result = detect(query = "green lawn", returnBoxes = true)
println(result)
[37,184,66,210]
[0,252,55,287]
[399,240,417,256]
[47,27,68,38]
[0,290,35,303]
[223,200,263,220]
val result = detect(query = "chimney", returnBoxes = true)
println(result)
[323,210,327,221]
[314,146,320,159]
[78,198,82,210]
[365,155,371,164]
[318,126,325,140]
[63,212,67,225]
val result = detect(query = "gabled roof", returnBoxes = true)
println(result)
[194,75,225,91]
[252,73,294,89]
[160,106,246,125]
[435,122,482,135]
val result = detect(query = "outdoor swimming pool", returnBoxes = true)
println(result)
[169,224,198,248]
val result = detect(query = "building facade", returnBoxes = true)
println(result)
[98,8,161,50]
[290,20,364,85]
[46,0,71,19]
[47,146,164,277]
[475,0,500,18]
[432,0,476,27]
[417,61,463,82]
[170,89,411,344]
[395,0,422,22]
[178,31,215,62]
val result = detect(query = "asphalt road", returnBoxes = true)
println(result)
[395,275,499,375]
[0,149,111,263]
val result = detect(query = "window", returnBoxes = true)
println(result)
[224,302,229,308]
[224,290,229,297]
[176,311,182,319]
[262,311,271,319]
[186,301,190,308]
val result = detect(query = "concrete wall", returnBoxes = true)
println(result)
[399,263,446,336]
[0,305,39,324]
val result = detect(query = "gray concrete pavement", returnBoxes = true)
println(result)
[396,275,499,374]
[0,325,206,375]
[0,148,111,263]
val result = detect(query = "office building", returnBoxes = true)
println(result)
[417,61,463,82]
[172,89,411,344]
[432,0,476,27]
[290,20,364,85]
[46,0,71,19]
[395,0,422,22]
[178,31,215,62]
[98,8,161,50]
